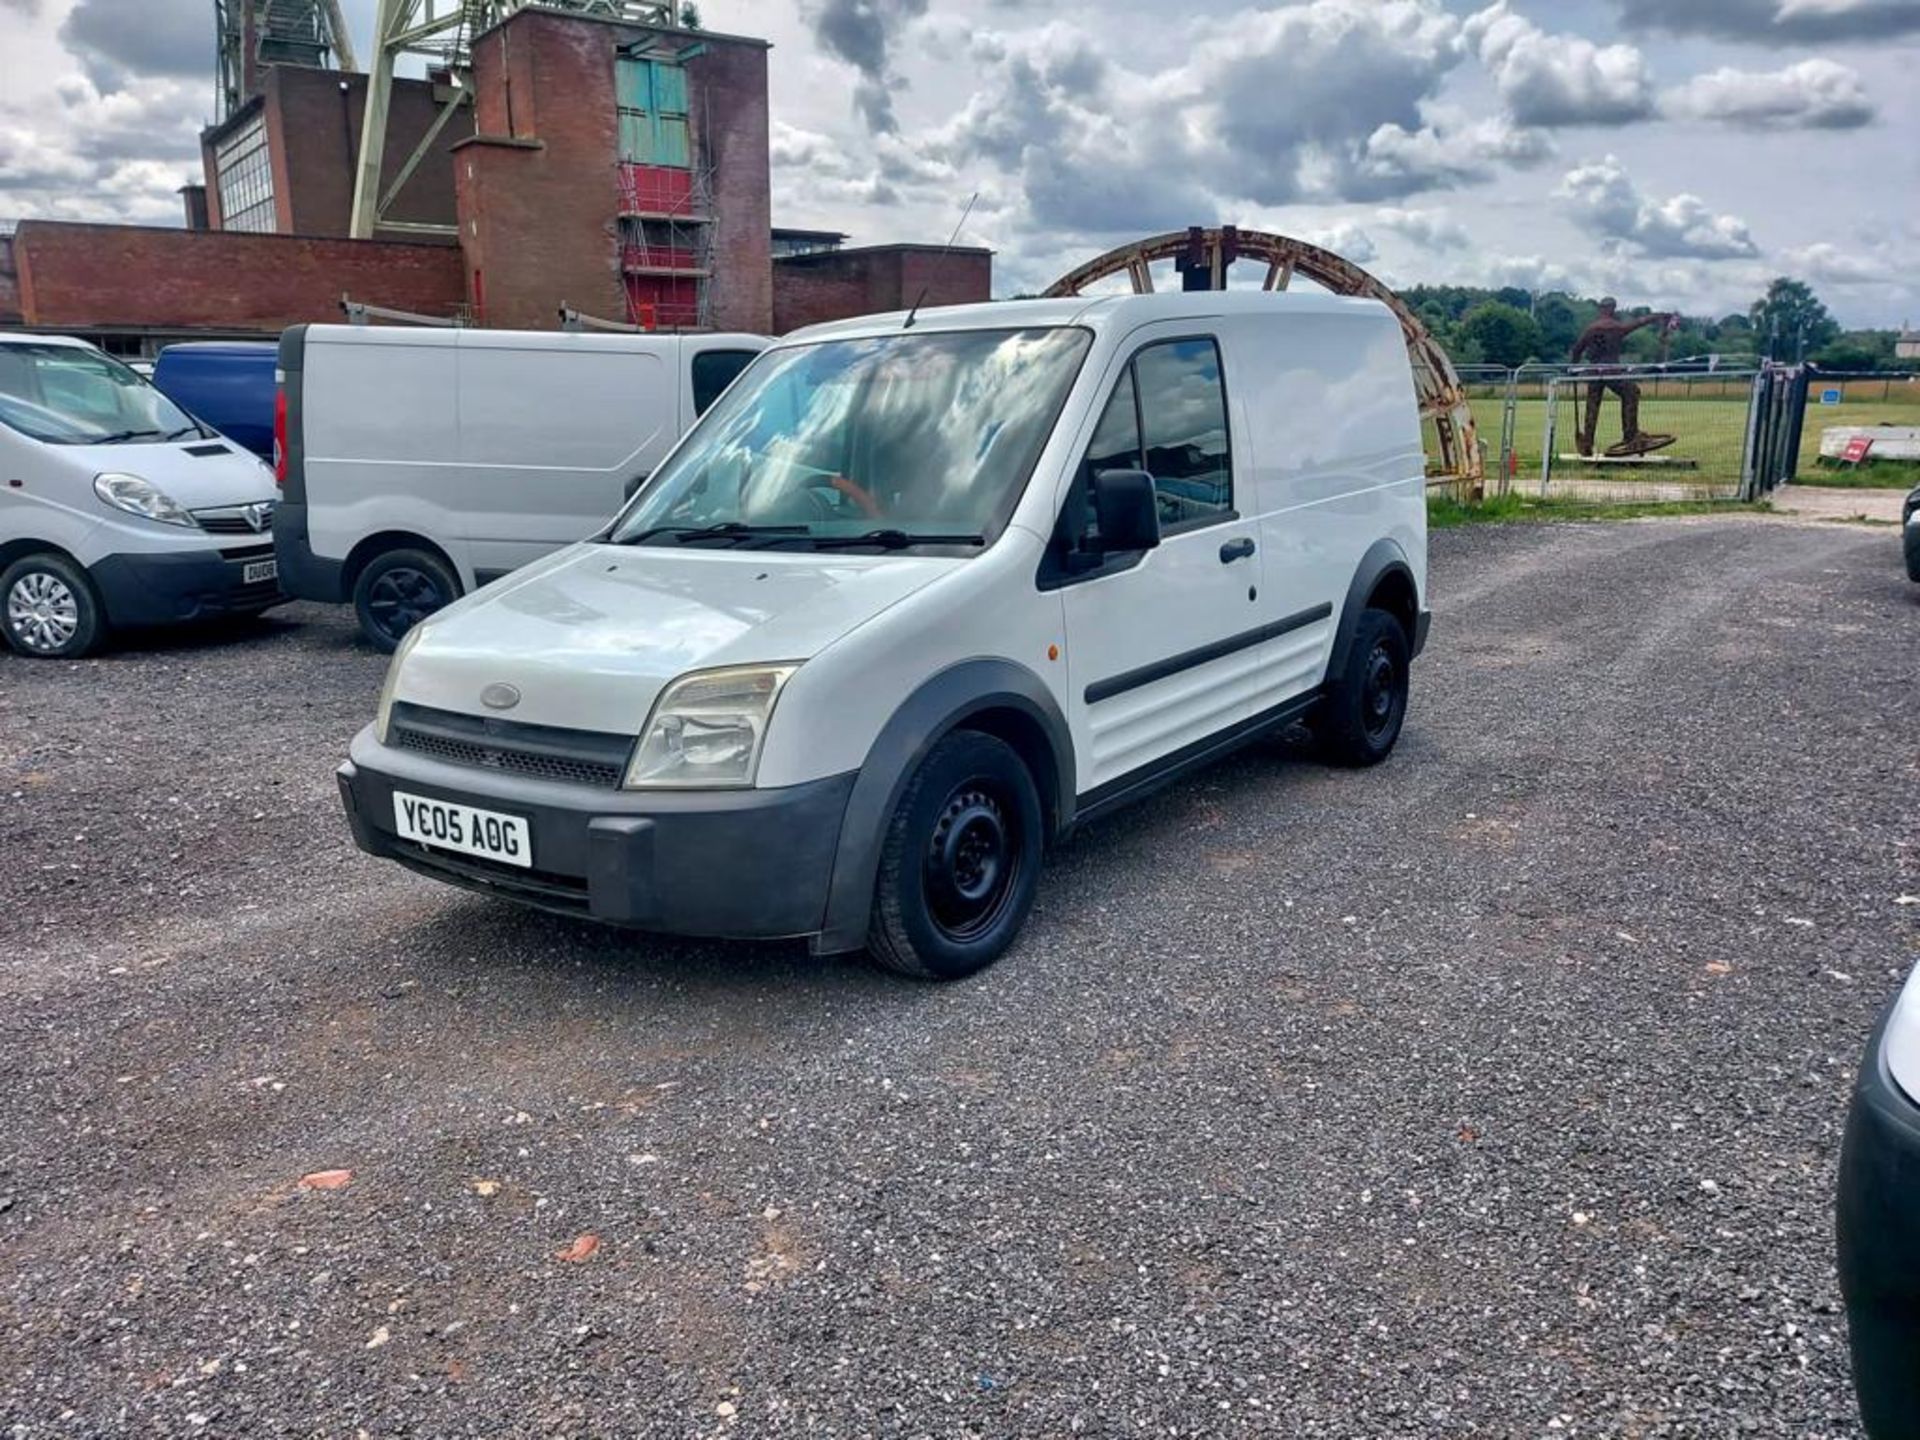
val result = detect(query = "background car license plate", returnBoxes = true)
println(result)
[392,791,531,868]
[244,559,278,584]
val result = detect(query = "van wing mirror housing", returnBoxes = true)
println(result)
[1091,469,1161,553]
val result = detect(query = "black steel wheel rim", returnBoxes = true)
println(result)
[1363,642,1398,738]
[367,567,445,642]
[923,781,1020,943]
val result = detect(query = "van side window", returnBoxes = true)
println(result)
[1132,338,1232,529]
[691,350,758,415]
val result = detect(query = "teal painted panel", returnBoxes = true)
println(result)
[654,63,687,114]
[615,58,652,111]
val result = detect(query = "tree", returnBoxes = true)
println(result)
[1750,278,1839,361]
[1533,293,1585,359]
[1458,302,1542,368]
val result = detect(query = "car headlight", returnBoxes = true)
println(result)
[625,663,798,789]
[93,472,196,528]
[374,625,427,745]
[1884,964,1920,1108]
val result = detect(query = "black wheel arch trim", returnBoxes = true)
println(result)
[1330,537,1424,678]
[813,658,1073,956]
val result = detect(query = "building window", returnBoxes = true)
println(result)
[214,114,277,233]
[616,57,690,169]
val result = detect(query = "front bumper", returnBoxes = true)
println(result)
[1837,1000,1920,1437]
[337,726,855,938]
[88,545,285,628]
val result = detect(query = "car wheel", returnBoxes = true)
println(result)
[1,553,105,659]
[869,730,1044,981]
[353,548,460,653]
[1315,607,1410,767]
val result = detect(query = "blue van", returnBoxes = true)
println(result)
[151,342,278,461]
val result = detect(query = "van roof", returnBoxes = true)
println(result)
[0,333,98,351]
[158,341,277,356]
[782,289,1392,344]
[302,324,768,351]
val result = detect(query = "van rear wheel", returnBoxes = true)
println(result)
[1315,607,1410,767]
[869,731,1043,981]
[2,553,105,659]
[354,548,460,653]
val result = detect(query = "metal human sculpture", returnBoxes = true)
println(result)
[1569,298,1678,458]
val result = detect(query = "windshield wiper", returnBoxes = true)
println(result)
[617,521,811,546]
[89,428,167,445]
[162,424,207,441]
[804,529,987,550]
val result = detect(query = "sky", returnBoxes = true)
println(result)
[1,0,1917,327]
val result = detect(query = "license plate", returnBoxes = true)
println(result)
[392,791,532,868]
[243,559,278,584]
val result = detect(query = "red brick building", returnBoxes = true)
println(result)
[3,8,990,351]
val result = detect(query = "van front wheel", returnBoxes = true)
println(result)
[1315,608,1410,767]
[2,553,104,659]
[353,548,460,653]
[869,731,1043,981]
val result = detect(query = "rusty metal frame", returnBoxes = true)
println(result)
[1044,228,1483,495]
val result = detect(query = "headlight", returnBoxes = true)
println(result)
[93,472,196,528]
[374,625,427,744]
[1885,964,1920,1108]
[625,663,798,789]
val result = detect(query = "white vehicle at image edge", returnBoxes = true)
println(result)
[0,334,281,659]
[272,324,770,651]
[335,292,1431,979]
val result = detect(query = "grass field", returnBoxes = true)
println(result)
[1427,494,1770,527]
[1439,380,1920,492]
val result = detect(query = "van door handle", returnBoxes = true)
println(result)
[1218,537,1256,564]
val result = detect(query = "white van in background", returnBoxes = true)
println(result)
[336,292,1430,979]
[0,334,282,659]
[273,325,769,649]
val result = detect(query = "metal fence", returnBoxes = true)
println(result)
[1795,370,1920,485]
[1426,361,1892,506]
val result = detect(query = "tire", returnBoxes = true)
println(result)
[353,547,460,653]
[868,730,1044,981]
[1,553,105,659]
[1315,607,1410,767]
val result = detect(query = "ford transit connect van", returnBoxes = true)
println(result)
[334,293,1430,978]
[273,325,769,651]
[0,335,282,659]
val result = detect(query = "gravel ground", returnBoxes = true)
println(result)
[1,515,1915,1437]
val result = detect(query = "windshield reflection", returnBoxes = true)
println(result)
[609,327,1090,550]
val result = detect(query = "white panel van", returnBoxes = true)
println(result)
[0,334,282,659]
[333,293,1430,978]
[273,325,769,649]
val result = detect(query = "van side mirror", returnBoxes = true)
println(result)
[1091,469,1161,554]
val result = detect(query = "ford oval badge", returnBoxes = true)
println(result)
[480,682,521,711]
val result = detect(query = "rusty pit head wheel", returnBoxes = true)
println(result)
[1044,226,1482,498]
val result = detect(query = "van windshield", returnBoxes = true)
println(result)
[609,327,1090,550]
[0,343,205,446]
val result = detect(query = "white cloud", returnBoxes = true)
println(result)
[1465,2,1656,127]
[1669,59,1875,130]
[1302,221,1378,264]
[1610,0,1920,44]
[0,71,204,225]
[1555,155,1759,260]
[1783,241,1899,285]
[1350,115,1552,198]
[1371,206,1471,250]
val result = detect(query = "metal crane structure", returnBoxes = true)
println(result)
[1045,227,1485,497]
[349,0,687,239]
[216,0,358,120]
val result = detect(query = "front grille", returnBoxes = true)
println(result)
[194,502,274,535]
[388,703,632,789]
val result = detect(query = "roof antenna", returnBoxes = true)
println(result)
[902,191,978,330]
